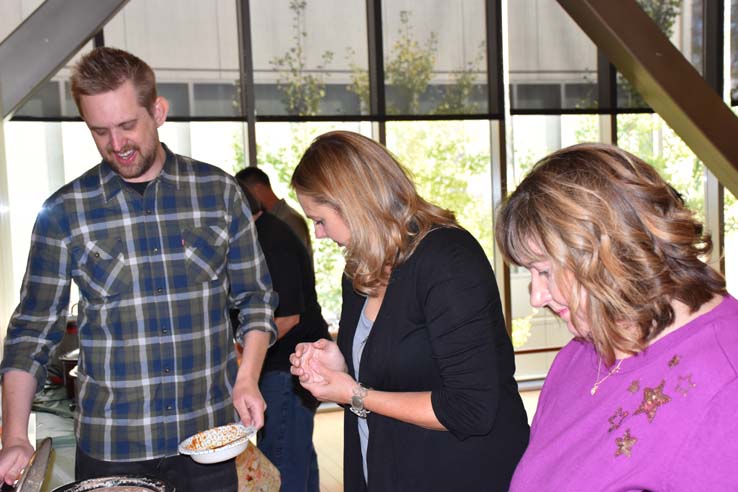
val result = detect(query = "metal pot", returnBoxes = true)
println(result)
[50,475,175,492]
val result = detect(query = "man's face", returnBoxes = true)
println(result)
[80,80,167,182]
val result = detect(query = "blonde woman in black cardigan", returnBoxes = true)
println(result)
[288,131,529,492]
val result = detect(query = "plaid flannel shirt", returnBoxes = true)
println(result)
[1,145,277,461]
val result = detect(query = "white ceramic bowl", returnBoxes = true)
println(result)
[178,423,255,464]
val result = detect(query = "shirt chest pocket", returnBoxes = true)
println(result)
[182,226,228,284]
[72,238,132,300]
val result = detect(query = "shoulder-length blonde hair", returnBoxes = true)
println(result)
[495,143,726,364]
[291,131,457,296]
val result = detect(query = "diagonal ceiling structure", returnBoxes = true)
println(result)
[557,0,738,198]
[0,0,129,119]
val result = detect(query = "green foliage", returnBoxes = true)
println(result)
[388,121,494,258]
[345,47,370,113]
[433,42,485,115]
[270,0,334,116]
[511,309,537,349]
[385,11,438,114]
[346,10,484,116]
[727,190,738,232]
[636,0,682,35]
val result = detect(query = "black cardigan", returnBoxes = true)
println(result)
[337,227,530,492]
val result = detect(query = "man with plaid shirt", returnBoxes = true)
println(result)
[0,47,277,492]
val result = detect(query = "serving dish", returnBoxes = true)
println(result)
[51,474,173,492]
[178,423,255,464]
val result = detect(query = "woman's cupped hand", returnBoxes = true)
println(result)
[289,338,355,404]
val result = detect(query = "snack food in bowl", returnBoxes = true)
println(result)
[178,423,255,464]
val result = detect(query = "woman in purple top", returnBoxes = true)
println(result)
[496,143,738,491]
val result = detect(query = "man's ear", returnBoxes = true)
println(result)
[153,96,169,127]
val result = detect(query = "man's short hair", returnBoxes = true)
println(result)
[235,167,271,188]
[71,47,157,117]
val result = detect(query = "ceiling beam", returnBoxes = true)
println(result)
[0,0,129,118]
[557,0,738,198]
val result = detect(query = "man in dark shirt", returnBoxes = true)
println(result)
[236,167,313,260]
[235,183,329,492]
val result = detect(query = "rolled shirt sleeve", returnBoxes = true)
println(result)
[2,200,73,391]
[228,184,278,345]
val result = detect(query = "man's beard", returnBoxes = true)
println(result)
[107,142,157,181]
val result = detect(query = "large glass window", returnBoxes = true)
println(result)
[251,0,368,117]
[507,0,598,112]
[104,0,240,119]
[382,0,488,116]
[386,120,494,256]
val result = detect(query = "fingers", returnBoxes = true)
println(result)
[292,343,306,357]
[5,471,19,486]
[237,397,266,430]
[0,447,33,486]
[1,459,24,486]
[307,359,327,382]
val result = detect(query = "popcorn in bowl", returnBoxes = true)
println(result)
[178,423,256,464]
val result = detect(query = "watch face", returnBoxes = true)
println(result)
[351,395,362,409]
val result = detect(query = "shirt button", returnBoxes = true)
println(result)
[164,367,171,373]
[157,288,163,294]
[166,405,173,411]
[162,328,169,334]
[146,209,153,215]
[153,247,159,253]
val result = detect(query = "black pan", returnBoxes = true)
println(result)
[51,475,175,492]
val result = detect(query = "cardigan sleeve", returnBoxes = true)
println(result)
[419,228,505,440]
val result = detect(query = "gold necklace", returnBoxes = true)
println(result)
[590,358,623,396]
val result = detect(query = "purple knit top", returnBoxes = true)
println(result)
[511,295,738,491]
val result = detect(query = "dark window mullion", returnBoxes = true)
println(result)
[237,0,257,166]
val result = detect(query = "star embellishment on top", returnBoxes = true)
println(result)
[615,429,637,458]
[668,355,681,368]
[608,407,630,432]
[675,373,696,397]
[634,380,672,423]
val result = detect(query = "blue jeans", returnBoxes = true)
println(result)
[258,371,319,492]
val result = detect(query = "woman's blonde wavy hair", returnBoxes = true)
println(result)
[495,143,726,364]
[291,131,457,296]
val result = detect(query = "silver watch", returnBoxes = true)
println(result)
[350,383,371,418]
